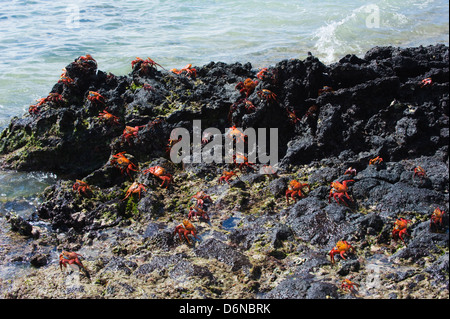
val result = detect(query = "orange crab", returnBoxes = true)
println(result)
[257,89,277,102]
[413,166,427,180]
[87,91,105,105]
[192,191,212,208]
[329,240,355,264]
[329,180,354,206]
[143,166,172,188]
[75,54,97,69]
[430,207,445,229]
[369,156,383,166]
[227,126,246,144]
[188,205,210,221]
[420,77,432,88]
[98,109,120,125]
[59,251,90,279]
[235,78,258,97]
[256,67,271,80]
[286,108,300,124]
[170,64,196,78]
[318,86,334,95]
[58,68,74,85]
[233,154,256,171]
[131,57,165,74]
[341,279,359,293]
[285,180,310,204]
[72,180,91,197]
[392,218,411,245]
[123,182,147,201]
[122,125,145,144]
[110,152,138,177]
[174,219,200,245]
[218,170,238,184]
[28,93,65,114]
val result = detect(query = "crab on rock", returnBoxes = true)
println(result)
[191,191,212,208]
[98,109,120,125]
[257,89,277,102]
[413,166,427,180]
[87,91,105,105]
[285,180,310,204]
[143,166,172,188]
[329,240,355,264]
[72,180,91,197]
[122,125,145,144]
[341,279,359,293]
[110,152,138,177]
[430,207,445,229]
[59,251,90,279]
[188,205,210,221]
[392,218,411,245]
[218,170,238,184]
[170,64,196,78]
[174,219,200,245]
[329,180,354,206]
[235,78,258,97]
[123,182,147,201]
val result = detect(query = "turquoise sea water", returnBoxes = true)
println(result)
[0,0,448,204]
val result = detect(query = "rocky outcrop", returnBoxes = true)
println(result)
[0,45,448,299]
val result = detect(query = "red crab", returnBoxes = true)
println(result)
[413,166,427,180]
[28,93,65,114]
[285,180,310,204]
[192,191,212,208]
[329,180,354,206]
[227,126,246,144]
[369,156,383,166]
[218,170,238,184]
[122,125,145,144]
[329,240,355,264]
[188,205,210,221]
[87,91,105,105]
[170,64,196,77]
[341,279,359,293]
[430,207,445,229]
[98,109,120,125]
[123,182,147,201]
[143,166,172,188]
[110,152,138,177]
[174,219,200,245]
[235,78,258,97]
[233,154,256,171]
[392,218,411,245]
[75,54,97,69]
[257,89,277,102]
[256,67,270,80]
[420,77,432,88]
[58,68,74,85]
[72,180,91,197]
[131,57,165,74]
[59,251,90,279]
[286,108,300,124]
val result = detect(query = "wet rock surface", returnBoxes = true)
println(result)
[0,45,448,299]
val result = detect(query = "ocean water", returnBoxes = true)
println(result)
[0,0,448,204]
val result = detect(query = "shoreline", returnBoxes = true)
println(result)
[0,44,448,300]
